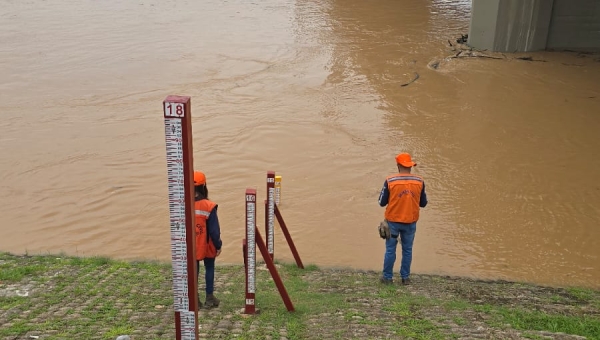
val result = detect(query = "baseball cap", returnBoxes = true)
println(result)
[193,171,206,185]
[395,153,417,167]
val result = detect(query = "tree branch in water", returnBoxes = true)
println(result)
[400,72,420,87]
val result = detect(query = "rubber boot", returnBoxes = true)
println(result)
[204,294,220,308]
[197,295,203,308]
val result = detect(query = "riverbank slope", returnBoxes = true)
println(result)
[1,253,598,339]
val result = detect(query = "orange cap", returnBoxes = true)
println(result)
[193,171,206,186]
[395,153,417,167]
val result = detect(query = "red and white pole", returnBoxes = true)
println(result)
[244,189,257,314]
[265,171,276,261]
[163,95,199,340]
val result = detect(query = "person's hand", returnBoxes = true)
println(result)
[216,249,222,257]
[378,220,391,240]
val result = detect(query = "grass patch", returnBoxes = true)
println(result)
[249,262,345,338]
[0,320,34,337]
[0,263,48,282]
[0,296,28,310]
[380,289,444,339]
[67,255,113,267]
[443,299,472,311]
[549,294,564,303]
[567,287,594,301]
[104,325,135,339]
[522,333,548,340]
[567,287,599,309]
[453,316,466,326]
[394,317,445,340]
[478,305,600,339]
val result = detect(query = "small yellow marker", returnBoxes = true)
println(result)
[274,175,282,206]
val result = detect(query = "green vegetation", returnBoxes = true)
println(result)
[1,252,599,339]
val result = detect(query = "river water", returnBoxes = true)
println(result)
[1,0,599,289]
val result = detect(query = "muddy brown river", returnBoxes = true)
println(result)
[1,0,599,289]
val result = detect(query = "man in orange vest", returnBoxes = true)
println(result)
[194,171,223,308]
[378,153,428,285]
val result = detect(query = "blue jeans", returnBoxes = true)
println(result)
[196,258,216,294]
[382,221,416,280]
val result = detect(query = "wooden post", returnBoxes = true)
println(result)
[163,95,198,340]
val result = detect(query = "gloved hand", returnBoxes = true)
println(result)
[378,220,390,240]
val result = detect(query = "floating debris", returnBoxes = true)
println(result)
[400,72,420,87]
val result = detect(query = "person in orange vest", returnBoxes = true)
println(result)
[378,153,428,285]
[194,171,222,308]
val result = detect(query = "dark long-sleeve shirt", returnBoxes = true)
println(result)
[206,206,222,251]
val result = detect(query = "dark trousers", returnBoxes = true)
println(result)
[196,258,216,294]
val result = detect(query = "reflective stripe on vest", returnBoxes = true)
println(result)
[195,210,211,217]
[384,173,423,223]
[387,175,423,183]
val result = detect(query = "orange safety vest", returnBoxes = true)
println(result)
[384,173,424,223]
[195,199,218,261]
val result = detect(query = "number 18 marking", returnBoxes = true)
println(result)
[165,103,185,117]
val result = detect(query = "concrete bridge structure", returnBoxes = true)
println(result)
[468,0,600,52]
